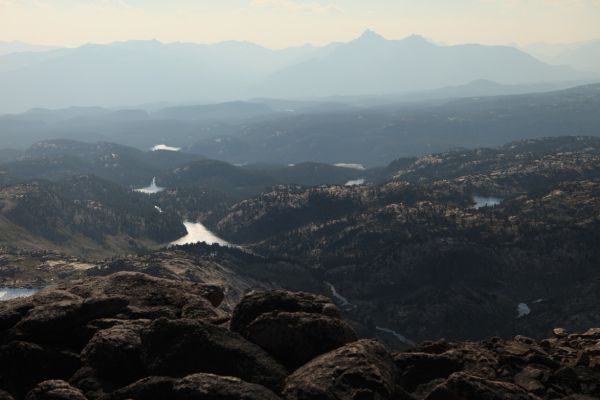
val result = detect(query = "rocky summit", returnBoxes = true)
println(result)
[0,272,598,400]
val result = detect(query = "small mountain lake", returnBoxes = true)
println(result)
[517,303,531,318]
[152,144,181,152]
[345,178,365,186]
[473,196,503,209]
[170,221,230,247]
[0,288,38,301]
[334,163,366,170]
[135,177,165,194]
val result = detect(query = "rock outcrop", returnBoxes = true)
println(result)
[1,272,600,400]
[141,317,288,391]
[25,381,87,400]
[283,339,403,400]
[231,290,357,369]
[109,374,282,400]
[399,333,600,399]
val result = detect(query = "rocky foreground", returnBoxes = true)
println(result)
[0,273,599,400]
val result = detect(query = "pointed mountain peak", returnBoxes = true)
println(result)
[401,34,430,44]
[355,29,387,42]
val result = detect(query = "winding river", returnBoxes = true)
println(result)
[324,282,352,307]
[375,326,416,346]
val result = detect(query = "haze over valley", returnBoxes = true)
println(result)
[0,30,598,114]
[2,2,600,399]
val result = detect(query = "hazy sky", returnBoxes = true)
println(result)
[1,0,600,48]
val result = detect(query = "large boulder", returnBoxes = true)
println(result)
[230,290,354,369]
[109,374,281,400]
[2,273,226,353]
[25,381,87,400]
[10,297,128,348]
[104,377,176,400]
[68,368,113,400]
[230,290,340,334]
[80,321,149,385]
[393,352,463,392]
[424,372,531,400]
[141,318,288,391]
[10,273,600,400]
[174,373,281,400]
[11,300,83,345]
[61,272,224,311]
[0,390,14,400]
[242,311,357,370]
[0,298,34,337]
[0,291,83,333]
[283,339,401,400]
[0,341,80,400]
[0,292,87,342]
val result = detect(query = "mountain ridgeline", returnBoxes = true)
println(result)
[2,136,600,346]
[0,138,371,254]
[0,83,600,167]
[2,133,600,400]
[0,176,186,256]
[203,136,600,343]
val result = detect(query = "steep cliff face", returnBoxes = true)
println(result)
[0,272,599,400]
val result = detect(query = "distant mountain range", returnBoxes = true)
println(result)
[0,138,368,202]
[553,41,600,73]
[1,83,600,166]
[256,31,593,98]
[186,83,600,166]
[0,138,368,253]
[0,41,59,56]
[520,40,600,73]
[0,31,597,113]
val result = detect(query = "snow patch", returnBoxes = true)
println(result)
[517,303,531,318]
[334,163,366,171]
[152,144,181,152]
[345,179,365,186]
